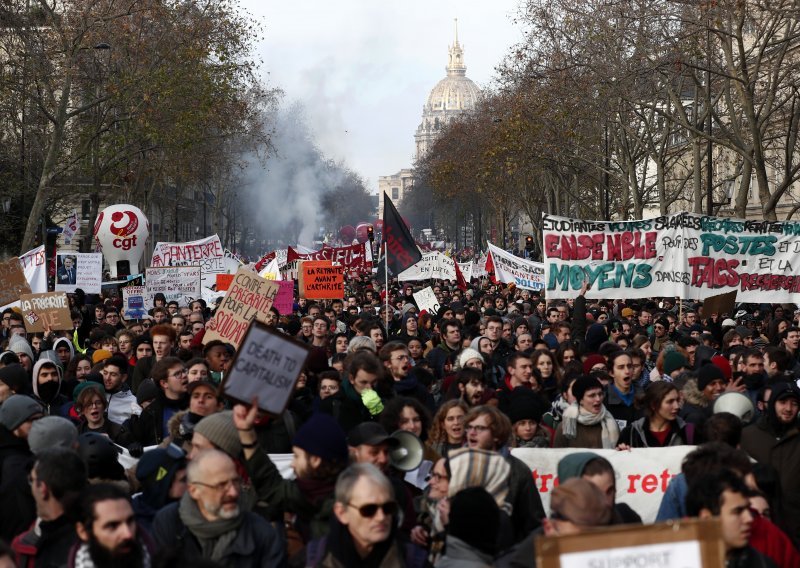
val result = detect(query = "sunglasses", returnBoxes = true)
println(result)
[348,501,398,518]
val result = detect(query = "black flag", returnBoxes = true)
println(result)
[381,193,421,275]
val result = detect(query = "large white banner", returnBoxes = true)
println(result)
[19,246,47,293]
[398,251,457,282]
[511,446,694,523]
[457,261,473,281]
[151,234,225,288]
[543,212,800,301]
[487,242,545,290]
[55,252,102,294]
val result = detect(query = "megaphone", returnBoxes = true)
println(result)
[714,392,755,424]
[389,430,424,472]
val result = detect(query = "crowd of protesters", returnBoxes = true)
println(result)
[0,275,799,567]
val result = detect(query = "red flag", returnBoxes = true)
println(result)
[454,259,468,291]
[485,251,498,284]
[381,194,422,274]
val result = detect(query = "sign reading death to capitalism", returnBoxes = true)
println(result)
[543,212,800,302]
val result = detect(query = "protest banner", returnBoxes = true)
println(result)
[486,242,545,291]
[536,518,724,568]
[0,257,32,306]
[287,243,371,277]
[216,274,234,291]
[61,210,79,244]
[122,286,147,319]
[19,292,72,332]
[144,266,201,308]
[511,446,694,523]
[299,261,344,300]
[19,246,47,293]
[543,212,800,302]
[221,320,310,416]
[398,252,457,282]
[151,234,225,287]
[271,280,295,315]
[55,252,102,294]
[457,261,473,282]
[258,257,282,280]
[203,268,279,349]
[412,286,440,314]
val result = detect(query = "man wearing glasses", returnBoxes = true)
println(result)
[153,449,285,567]
[130,356,188,446]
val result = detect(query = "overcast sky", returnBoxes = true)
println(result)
[241,1,525,193]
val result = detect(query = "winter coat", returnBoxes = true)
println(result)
[436,536,493,568]
[552,420,604,449]
[0,426,35,542]
[617,416,693,448]
[152,501,286,568]
[678,378,712,432]
[12,515,77,568]
[604,385,641,430]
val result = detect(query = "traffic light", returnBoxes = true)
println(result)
[525,235,534,251]
[367,225,375,242]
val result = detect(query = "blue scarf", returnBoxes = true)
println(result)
[611,384,635,407]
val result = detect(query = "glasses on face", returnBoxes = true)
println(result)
[83,400,105,409]
[320,385,339,391]
[191,477,241,492]
[465,424,490,433]
[348,501,398,518]
[169,368,188,379]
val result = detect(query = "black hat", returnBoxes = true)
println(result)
[347,422,399,448]
[77,433,125,480]
[697,362,726,391]
[135,444,186,508]
[571,376,603,403]
[507,390,546,424]
[448,487,500,555]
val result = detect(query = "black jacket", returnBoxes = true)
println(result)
[0,426,35,543]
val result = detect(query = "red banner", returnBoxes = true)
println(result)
[286,243,370,277]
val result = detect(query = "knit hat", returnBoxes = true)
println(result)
[571,376,603,403]
[193,411,241,457]
[92,349,112,364]
[8,336,34,362]
[77,432,125,480]
[550,478,612,526]
[0,364,29,394]
[448,487,500,556]
[292,413,348,463]
[710,355,732,381]
[507,389,546,424]
[73,381,106,403]
[28,416,78,455]
[0,395,43,430]
[697,362,726,391]
[582,354,607,375]
[721,318,736,328]
[136,379,159,406]
[584,324,609,353]
[620,307,635,319]
[447,448,511,513]
[457,348,484,370]
[135,445,187,508]
[655,317,670,329]
[663,352,688,376]
[557,452,600,481]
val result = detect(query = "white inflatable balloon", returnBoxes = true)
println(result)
[93,204,150,277]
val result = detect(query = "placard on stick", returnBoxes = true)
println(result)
[299,260,344,300]
[221,320,311,416]
[19,292,72,332]
[536,518,724,568]
[0,257,32,306]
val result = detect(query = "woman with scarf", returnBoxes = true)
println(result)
[553,376,620,449]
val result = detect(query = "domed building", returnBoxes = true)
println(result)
[379,23,481,214]
[414,24,481,159]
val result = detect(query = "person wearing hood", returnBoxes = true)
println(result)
[31,358,68,416]
[617,382,693,448]
[52,336,75,369]
[740,382,800,543]
[379,341,434,411]
[132,445,188,534]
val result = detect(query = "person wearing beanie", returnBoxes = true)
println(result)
[662,351,689,379]
[132,445,188,533]
[545,478,613,532]
[234,403,348,541]
[508,389,551,448]
[456,347,484,371]
[437,487,500,567]
[680,362,728,431]
[741,382,800,543]
[8,336,34,374]
[0,363,29,402]
[77,432,126,483]
[582,353,607,376]
[28,415,78,455]
[190,410,241,460]
[554,376,620,449]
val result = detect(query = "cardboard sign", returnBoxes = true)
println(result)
[221,320,310,416]
[216,274,234,291]
[203,268,279,349]
[19,292,72,332]
[511,446,694,523]
[0,257,32,306]
[151,234,225,288]
[271,280,295,315]
[702,291,737,318]
[299,261,344,299]
[413,286,440,314]
[145,266,202,308]
[536,518,724,568]
[55,252,102,294]
[122,286,147,319]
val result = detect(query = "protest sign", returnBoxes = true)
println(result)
[151,234,225,287]
[221,320,310,415]
[271,280,295,315]
[486,242,545,290]
[536,518,724,568]
[61,210,79,244]
[258,257,282,280]
[412,287,440,314]
[122,286,147,319]
[543,212,800,302]
[19,246,47,293]
[0,257,32,306]
[19,292,72,332]
[511,446,694,523]
[398,252,457,282]
[145,266,201,308]
[457,261,473,282]
[702,291,737,318]
[216,274,234,291]
[287,243,371,277]
[55,252,102,294]
[203,268,279,349]
[299,261,344,300]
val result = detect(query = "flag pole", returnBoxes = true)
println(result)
[384,243,389,326]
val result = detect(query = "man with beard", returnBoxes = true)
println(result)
[455,368,486,407]
[379,342,432,409]
[152,449,285,566]
[71,484,154,568]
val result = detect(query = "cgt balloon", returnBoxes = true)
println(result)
[94,204,150,277]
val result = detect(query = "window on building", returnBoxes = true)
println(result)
[392,187,399,200]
